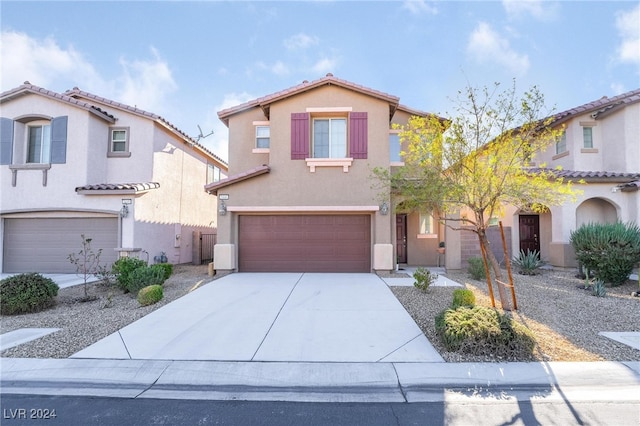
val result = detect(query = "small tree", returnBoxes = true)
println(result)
[68,234,103,299]
[374,80,580,289]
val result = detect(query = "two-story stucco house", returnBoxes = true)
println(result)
[1,82,228,273]
[444,88,640,271]
[206,74,446,273]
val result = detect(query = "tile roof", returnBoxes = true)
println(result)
[549,88,640,126]
[619,180,640,192]
[528,168,640,182]
[0,82,116,123]
[64,87,227,168]
[75,182,161,193]
[204,164,270,195]
[217,74,402,125]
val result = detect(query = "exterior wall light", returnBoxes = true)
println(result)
[380,201,389,215]
[219,200,227,216]
[120,204,129,218]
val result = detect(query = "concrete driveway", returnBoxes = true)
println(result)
[72,273,444,363]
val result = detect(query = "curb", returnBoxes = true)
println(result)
[2,358,639,403]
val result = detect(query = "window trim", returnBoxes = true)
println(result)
[417,212,436,236]
[108,127,131,158]
[312,116,347,159]
[253,121,270,151]
[582,126,593,149]
[26,122,51,164]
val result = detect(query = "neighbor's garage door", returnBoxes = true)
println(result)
[3,217,119,273]
[239,215,371,272]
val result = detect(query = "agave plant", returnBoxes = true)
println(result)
[512,249,545,275]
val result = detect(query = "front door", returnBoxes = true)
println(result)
[519,215,540,254]
[396,214,407,263]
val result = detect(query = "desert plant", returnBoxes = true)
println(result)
[67,234,104,298]
[512,249,545,275]
[591,279,607,297]
[0,273,59,315]
[435,306,535,359]
[451,288,476,308]
[467,257,486,280]
[112,257,147,292]
[570,221,640,286]
[126,265,166,294]
[137,284,164,306]
[413,267,437,292]
[152,263,173,281]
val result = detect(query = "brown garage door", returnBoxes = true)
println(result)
[3,217,119,273]
[238,215,371,272]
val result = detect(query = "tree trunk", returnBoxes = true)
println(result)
[478,227,511,310]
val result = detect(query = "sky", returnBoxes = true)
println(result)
[1,1,639,162]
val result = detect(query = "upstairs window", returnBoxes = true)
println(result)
[313,117,346,158]
[256,125,270,149]
[389,132,402,163]
[207,164,221,184]
[582,127,593,148]
[27,123,51,163]
[555,131,567,155]
[108,127,130,157]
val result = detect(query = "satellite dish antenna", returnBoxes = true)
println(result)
[195,125,214,142]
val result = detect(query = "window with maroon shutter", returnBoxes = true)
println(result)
[291,112,309,159]
[349,112,367,159]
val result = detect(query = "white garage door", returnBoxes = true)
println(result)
[3,217,119,273]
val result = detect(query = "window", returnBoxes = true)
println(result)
[419,213,434,234]
[583,127,593,148]
[256,126,270,149]
[313,118,346,158]
[555,131,567,154]
[207,164,221,184]
[389,132,402,163]
[27,123,51,163]
[108,127,130,157]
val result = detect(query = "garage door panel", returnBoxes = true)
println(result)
[4,218,119,273]
[239,215,371,272]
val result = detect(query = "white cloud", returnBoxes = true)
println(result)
[312,57,338,75]
[283,33,319,50]
[402,0,438,15]
[502,0,558,21]
[467,22,530,76]
[0,30,103,92]
[615,5,640,65]
[116,47,178,113]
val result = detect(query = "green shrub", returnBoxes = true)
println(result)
[152,263,173,281]
[112,257,147,292]
[467,257,486,280]
[137,284,164,306]
[413,267,437,292]
[512,249,545,275]
[570,221,640,286]
[451,288,476,308]
[435,306,535,359]
[0,273,59,315]
[127,266,166,295]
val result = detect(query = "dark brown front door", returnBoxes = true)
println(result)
[396,214,407,263]
[519,215,540,254]
[238,215,371,272]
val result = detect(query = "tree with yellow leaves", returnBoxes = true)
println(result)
[374,80,580,282]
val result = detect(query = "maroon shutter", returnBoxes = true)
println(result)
[349,112,367,159]
[291,112,309,159]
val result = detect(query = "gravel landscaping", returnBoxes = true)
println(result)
[1,265,638,362]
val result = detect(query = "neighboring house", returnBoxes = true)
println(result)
[444,88,640,270]
[206,74,445,273]
[0,82,227,273]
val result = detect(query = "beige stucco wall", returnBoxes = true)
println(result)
[217,84,405,271]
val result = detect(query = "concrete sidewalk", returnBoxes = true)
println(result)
[1,358,638,403]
